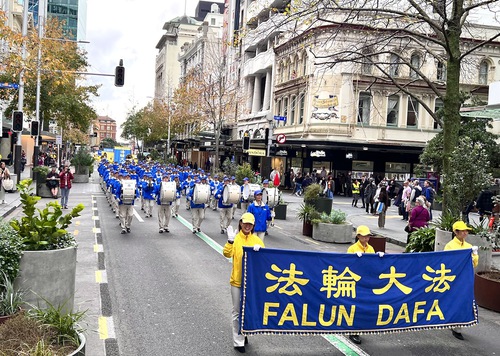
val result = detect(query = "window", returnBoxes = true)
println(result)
[283,97,289,126]
[479,60,489,85]
[276,99,282,116]
[407,97,419,127]
[389,54,400,77]
[299,94,305,124]
[361,48,373,74]
[211,18,216,25]
[290,96,296,125]
[410,53,421,79]
[302,52,307,76]
[358,92,371,125]
[437,61,446,81]
[387,95,399,126]
[434,98,444,129]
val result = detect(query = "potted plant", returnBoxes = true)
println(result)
[71,147,95,183]
[297,203,320,237]
[311,209,353,244]
[432,209,459,251]
[273,195,288,220]
[304,183,333,215]
[405,226,436,253]
[0,220,23,286]
[0,300,86,355]
[9,179,84,314]
[33,165,53,198]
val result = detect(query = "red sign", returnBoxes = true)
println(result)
[276,134,286,144]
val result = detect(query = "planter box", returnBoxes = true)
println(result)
[370,235,387,253]
[492,251,500,270]
[73,166,90,183]
[312,222,353,244]
[314,197,333,215]
[14,246,77,314]
[475,271,500,312]
[434,228,453,251]
[302,220,313,237]
[274,204,287,220]
[36,181,57,198]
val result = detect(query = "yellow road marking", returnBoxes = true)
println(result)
[98,316,108,339]
[95,270,102,283]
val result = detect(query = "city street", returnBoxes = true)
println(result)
[3,171,500,356]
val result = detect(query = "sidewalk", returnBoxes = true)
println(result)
[0,165,33,219]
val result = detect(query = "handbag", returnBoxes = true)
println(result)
[404,224,411,233]
[376,202,384,214]
[2,177,14,191]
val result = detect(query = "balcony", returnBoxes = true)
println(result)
[243,13,291,51]
[243,50,275,76]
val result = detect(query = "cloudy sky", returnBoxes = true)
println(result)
[84,0,201,135]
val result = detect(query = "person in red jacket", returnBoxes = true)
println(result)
[59,165,74,209]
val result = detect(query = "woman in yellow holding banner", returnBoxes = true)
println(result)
[223,213,265,353]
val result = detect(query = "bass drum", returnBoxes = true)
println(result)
[193,184,210,204]
[121,180,136,204]
[160,181,176,204]
[262,187,279,208]
[223,184,241,204]
[242,183,261,201]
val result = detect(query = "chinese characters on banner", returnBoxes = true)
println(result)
[240,248,478,335]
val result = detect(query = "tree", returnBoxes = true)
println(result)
[278,0,500,212]
[0,13,98,132]
[174,38,242,173]
[100,138,118,148]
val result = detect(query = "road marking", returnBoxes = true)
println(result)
[98,316,116,339]
[133,208,144,222]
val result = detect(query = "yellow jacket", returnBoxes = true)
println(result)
[223,230,265,287]
[352,182,360,194]
[444,237,479,267]
[347,240,375,254]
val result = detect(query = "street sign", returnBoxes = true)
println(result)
[276,134,286,144]
[273,115,287,122]
[0,83,19,89]
[56,135,62,145]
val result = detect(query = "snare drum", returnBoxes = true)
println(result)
[223,184,241,205]
[160,181,176,204]
[242,183,261,201]
[262,187,279,207]
[193,184,210,204]
[121,180,136,204]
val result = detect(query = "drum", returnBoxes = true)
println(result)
[121,180,136,204]
[262,187,279,208]
[242,183,261,201]
[193,184,210,204]
[223,184,241,204]
[160,181,176,204]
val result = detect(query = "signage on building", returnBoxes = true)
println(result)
[276,150,288,156]
[273,115,287,122]
[56,135,62,145]
[312,91,339,120]
[346,152,353,159]
[310,150,326,157]
[248,148,266,157]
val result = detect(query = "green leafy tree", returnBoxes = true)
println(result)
[100,138,118,148]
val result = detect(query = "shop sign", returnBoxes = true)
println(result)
[310,150,326,157]
[248,148,266,157]
[276,150,288,156]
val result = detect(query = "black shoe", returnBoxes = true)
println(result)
[197,228,201,232]
[349,335,361,344]
[165,229,169,233]
[193,230,197,234]
[265,231,269,236]
[221,229,225,234]
[126,228,131,233]
[159,229,164,233]
[234,346,246,353]
[121,230,126,234]
[245,336,248,345]
[452,330,464,340]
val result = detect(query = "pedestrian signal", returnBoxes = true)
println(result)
[12,111,23,131]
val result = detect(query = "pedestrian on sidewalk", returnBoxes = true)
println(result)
[376,187,390,228]
[406,196,430,243]
[59,165,74,209]
[46,166,60,198]
[223,213,265,353]
[351,179,360,207]
[0,162,11,204]
[444,221,478,340]
[346,225,376,345]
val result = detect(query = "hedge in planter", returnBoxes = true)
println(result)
[311,209,353,243]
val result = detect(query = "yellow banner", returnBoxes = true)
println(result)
[248,149,266,157]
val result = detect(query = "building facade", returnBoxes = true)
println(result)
[95,116,117,146]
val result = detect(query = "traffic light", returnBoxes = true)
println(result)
[12,111,23,131]
[242,132,250,150]
[31,121,39,136]
[115,59,125,87]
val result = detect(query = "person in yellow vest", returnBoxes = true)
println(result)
[223,213,265,353]
[444,220,479,340]
[352,179,360,207]
[346,225,375,345]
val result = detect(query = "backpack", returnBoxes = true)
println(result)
[411,186,422,202]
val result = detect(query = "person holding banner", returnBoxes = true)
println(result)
[444,220,479,340]
[346,225,375,345]
[223,213,265,353]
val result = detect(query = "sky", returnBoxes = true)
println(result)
[84,0,201,137]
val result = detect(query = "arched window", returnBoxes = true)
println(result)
[293,55,299,79]
[299,94,305,124]
[361,48,373,75]
[358,92,372,125]
[410,53,421,79]
[390,54,400,77]
[302,52,308,76]
[290,95,296,125]
[387,95,399,126]
[479,60,489,85]
[437,61,447,81]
